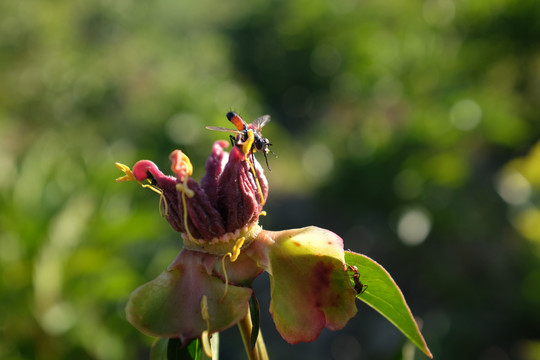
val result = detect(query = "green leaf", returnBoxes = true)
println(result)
[345,251,433,359]
[149,336,219,360]
[166,338,202,360]
[249,293,261,350]
[167,338,191,360]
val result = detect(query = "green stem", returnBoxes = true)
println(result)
[237,310,269,360]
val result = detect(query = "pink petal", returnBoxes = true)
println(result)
[126,249,252,344]
[251,227,358,343]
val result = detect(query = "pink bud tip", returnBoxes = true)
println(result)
[132,160,161,182]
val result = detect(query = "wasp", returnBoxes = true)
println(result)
[206,111,273,170]
[348,265,368,295]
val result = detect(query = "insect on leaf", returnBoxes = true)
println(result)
[345,251,433,359]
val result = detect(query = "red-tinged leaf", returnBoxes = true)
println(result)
[345,251,433,359]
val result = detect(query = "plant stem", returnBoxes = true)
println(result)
[237,310,269,360]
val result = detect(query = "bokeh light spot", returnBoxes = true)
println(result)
[41,302,76,335]
[396,207,431,246]
[166,113,203,145]
[450,99,482,131]
[515,207,540,244]
[495,170,531,206]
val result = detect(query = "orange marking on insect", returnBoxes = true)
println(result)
[227,112,247,131]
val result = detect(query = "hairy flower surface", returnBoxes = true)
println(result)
[120,140,267,249]
[117,122,358,347]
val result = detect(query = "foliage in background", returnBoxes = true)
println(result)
[1,0,539,359]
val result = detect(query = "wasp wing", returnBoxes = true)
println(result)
[205,126,242,134]
[250,115,271,132]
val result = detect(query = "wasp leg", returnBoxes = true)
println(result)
[263,151,271,172]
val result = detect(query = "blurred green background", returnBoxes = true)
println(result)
[1,0,540,359]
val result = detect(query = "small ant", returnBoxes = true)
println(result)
[347,265,368,295]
